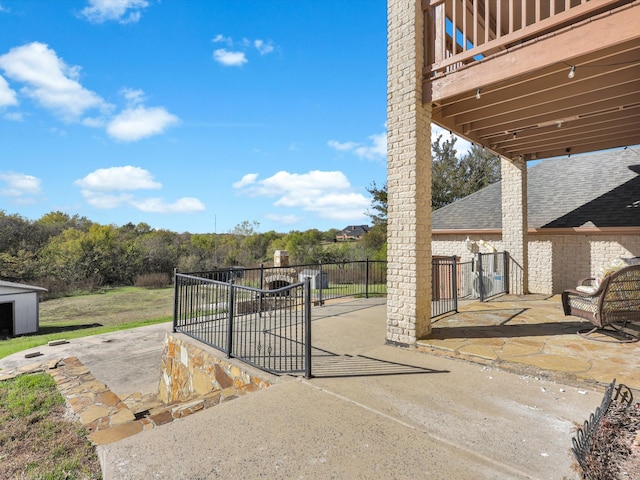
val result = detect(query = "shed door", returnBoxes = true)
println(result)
[0,302,14,337]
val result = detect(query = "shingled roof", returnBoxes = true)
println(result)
[433,149,640,230]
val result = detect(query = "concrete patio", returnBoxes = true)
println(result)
[0,294,636,478]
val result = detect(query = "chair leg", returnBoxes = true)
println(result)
[578,321,640,343]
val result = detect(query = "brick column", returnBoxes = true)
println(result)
[501,157,529,294]
[387,0,432,345]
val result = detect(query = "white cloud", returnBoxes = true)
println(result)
[327,140,359,151]
[355,133,387,160]
[0,42,108,121]
[213,49,247,67]
[0,5,10,13]
[130,197,205,213]
[0,75,17,106]
[212,35,276,66]
[80,0,149,24]
[212,34,233,46]
[4,111,23,121]
[234,170,369,222]
[264,213,300,225]
[81,116,105,128]
[75,166,205,214]
[328,131,387,161]
[254,39,274,55]
[107,106,179,142]
[80,190,133,209]
[0,172,43,198]
[75,166,162,191]
[431,124,473,157]
[120,87,145,106]
[232,173,258,189]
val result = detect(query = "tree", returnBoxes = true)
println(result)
[431,135,500,210]
[365,181,387,229]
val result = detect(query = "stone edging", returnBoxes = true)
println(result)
[0,352,270,446]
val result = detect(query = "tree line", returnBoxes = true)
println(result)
[0,212,385,298]
[1,134,498,298]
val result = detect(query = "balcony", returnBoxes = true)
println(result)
[423,0,640,160]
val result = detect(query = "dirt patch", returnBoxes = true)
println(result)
[580,401,640,479]
[0,373,102,479]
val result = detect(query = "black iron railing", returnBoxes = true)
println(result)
[184,259,387,305]
[173,274,312,377]
[432,256,459,317]
[571,379,634,480]
[431,252,510,317]
[474,252,509,301]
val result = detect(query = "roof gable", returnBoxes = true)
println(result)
[0,280,48,295]
[433,149,640,230]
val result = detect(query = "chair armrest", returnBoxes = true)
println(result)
[577,277,596,286]
[563,288,591,297]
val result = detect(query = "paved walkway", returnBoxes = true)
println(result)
[420,294,640,391]
[0,295,631,478]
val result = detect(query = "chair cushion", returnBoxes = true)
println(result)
[595,258,627,288]
[576,285,597,294]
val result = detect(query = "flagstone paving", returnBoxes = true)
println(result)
[418,294,640,391]
[0,356,252,445]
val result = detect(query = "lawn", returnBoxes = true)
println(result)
[0,286,174,361]
[0,373,101,479]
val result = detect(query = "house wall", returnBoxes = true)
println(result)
[433,231,640,295]
[0,291,39,336]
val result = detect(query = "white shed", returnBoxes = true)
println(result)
[0,281,47,337]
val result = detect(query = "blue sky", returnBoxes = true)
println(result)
[0,0,471,234]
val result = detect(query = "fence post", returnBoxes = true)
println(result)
[503,252,510,294]
[477,253,485,302]
[318,262,323,306]
[258,263,264,315]
[451,256,458,312]
[304,277,312,379]
[259,263,264,289]
[226,280,235,358]
[365,258,370,298]
[172,268,179,333]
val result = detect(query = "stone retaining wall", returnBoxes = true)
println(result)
[159,333,271,404]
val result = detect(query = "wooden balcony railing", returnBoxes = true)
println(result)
[424,0,630,78]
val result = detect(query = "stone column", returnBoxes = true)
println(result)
[501,157,529,294]
[387,0,432,345]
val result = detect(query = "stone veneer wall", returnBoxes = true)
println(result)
[159,333,271,405]
[386,0,433,345]
[501,157,529,293]
[433,232,640,295]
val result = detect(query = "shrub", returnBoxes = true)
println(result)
[134,273,171,288]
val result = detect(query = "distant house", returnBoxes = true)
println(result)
[0,281,48,337]
[336,225,370,241]
[431,149,640,294]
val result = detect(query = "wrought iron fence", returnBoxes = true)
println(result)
[184,259,387,305]
[432,256,459,317]
[432,252,510,317]
[474,252,509,301]
[571,379,634,480]
[173,273,312,376]
[508,256,524,295]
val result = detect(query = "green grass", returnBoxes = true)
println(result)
[0,286,173,361]
[0,373,101,479]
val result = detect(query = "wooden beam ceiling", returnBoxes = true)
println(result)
[427,1,640,160]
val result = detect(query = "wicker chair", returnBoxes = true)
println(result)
[562,263,640,342]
